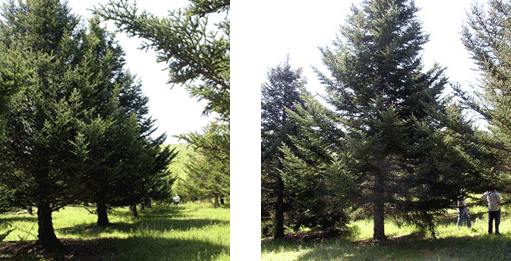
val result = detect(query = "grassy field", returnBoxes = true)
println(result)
[262,205,511,260]
[0,202,229,260]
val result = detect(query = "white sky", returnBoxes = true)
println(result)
[260,0,482,99]
[46,0,214,144]
[68,0,216,144]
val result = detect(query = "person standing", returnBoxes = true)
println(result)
[457,189,471,228]
[481,187,502,235]
[173,195,180,206]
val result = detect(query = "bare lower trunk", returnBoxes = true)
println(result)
[373,172,386,241]
[274,174,285,239]
[130,204,138,217]
[144,198,151,209]
[37,202,62,251]
[214,194,219,208]
[96,200,110,226]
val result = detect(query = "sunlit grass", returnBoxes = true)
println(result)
[1,202,230,260]
[262,204,511,261]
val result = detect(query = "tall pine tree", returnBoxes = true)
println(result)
[0,0,99,249]
[286,0,479,240]
[460,0,511,191]
[261,58,305,238]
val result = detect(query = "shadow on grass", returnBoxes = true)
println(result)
[0,236,228,260]
[57,206,229,238]
[0,215,37,223]
[262,233,511,261]
[57,217,229,238]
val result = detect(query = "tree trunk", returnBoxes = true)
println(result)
[96,200,110,226]
[130,204,138,217]
[274,173,285,239]
[144,198,152,209]
[214,194,219,208]
[27,206,33,215]
[373,172,386,241]
[36,202,62,251]
[220,198,225,205]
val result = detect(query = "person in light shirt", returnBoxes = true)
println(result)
[457,189,471,228]
[481,186,502,235]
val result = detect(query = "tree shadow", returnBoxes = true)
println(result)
[0,237,228,260]
[267,233,511,261]
[57,216,229,238]
[57,206,229,238]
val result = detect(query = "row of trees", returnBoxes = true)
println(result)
[262,0,508,241]
[0,0,230,251]
[96,0,230,208]
[0,0,176,250]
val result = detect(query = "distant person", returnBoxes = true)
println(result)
[173,195,180,206]
[457,189,471,228]
[481,186,502,235]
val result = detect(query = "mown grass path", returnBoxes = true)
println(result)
[262,205,511,260]
[0,203,229,260]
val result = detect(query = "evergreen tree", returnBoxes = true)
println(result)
[261,59,306,238]
[0,0,98,249]
[177,122,229,207]
[288,0,478,240]
[72,17,177,225]
[460,0,511,191]
[279,89,352,236]
[96,1,230,205]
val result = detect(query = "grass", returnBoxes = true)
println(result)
[0,202,229,260]
[261,205,511,260]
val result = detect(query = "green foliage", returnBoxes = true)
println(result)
[167,144,195,202]
[274,0,489,241]
[460,0,511,193]
[0,0,178,246]
[95,0,230,210]
[176,122,229,207]
[95,0,230,120]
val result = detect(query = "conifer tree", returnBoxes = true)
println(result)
[261,59,306,238]
[96,1,230,203]
[460,0,511,190]
[0,0,98,249]
[177,122,229,207]
[288,0,475,240]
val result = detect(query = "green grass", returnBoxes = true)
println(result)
[0,202,229,260]
[262,205,511,260]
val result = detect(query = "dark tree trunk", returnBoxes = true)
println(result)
[144,198,151,209]
[96,200,110,226]
[220,198,225,205]
[214,194,219,208]
[36,202,62,251]
[27,206,33,215]
[373,172,386,241]
[130,204,138,217]
[274,173,285,239]
[140,202,145,210]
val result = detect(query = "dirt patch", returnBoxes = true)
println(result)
[0,238,126,260]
